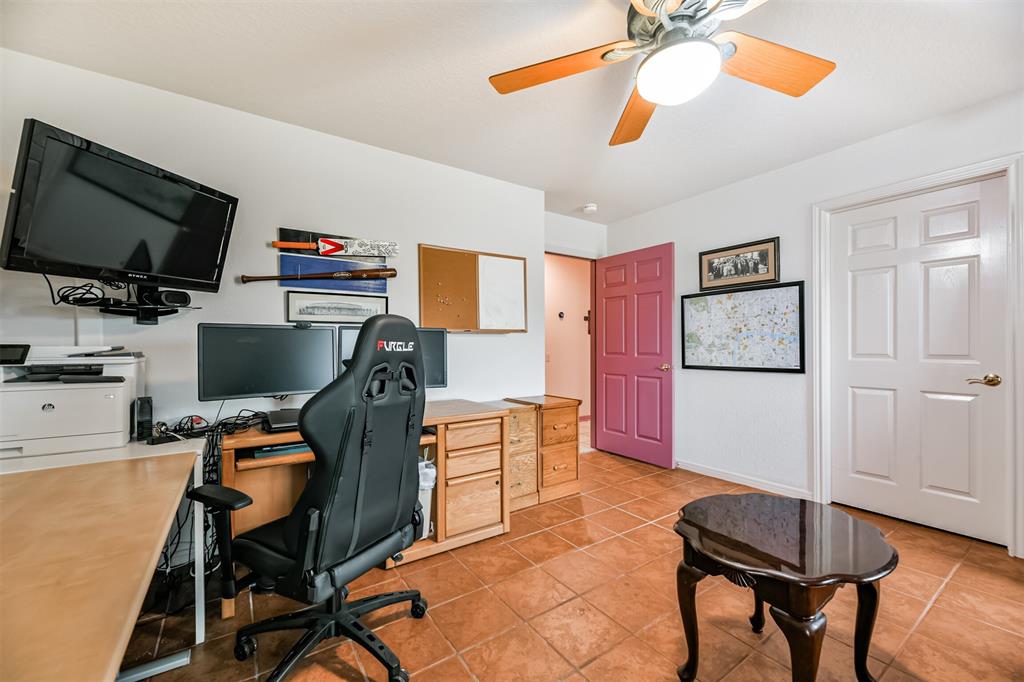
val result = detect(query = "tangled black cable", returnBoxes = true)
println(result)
[154,405,267,614]
[42,274,130,306]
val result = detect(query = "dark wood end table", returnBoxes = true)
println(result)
[673,493,898,682]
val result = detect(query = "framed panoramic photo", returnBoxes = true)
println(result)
[698,236,780,291]
[681,281,805,373]
[286,291,387,325]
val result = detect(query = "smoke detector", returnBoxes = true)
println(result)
[582,202,599,214]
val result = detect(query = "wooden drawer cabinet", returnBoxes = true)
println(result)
[509,451,539,498]
[541,443,578,487]
[507,395,581,505]
[446,470,502,536]
[541,407,577,446]
[446,418,501,450]
[447,444,501,479]
[508,410,537,456]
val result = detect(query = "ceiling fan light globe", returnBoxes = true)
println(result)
[636,38,722,106]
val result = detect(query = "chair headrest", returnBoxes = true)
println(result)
[348,315,422,397]
[354,315,419,362]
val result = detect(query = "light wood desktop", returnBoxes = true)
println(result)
[0,453,196,682]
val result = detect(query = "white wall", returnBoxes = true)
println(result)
[545,212,607,259]
[0,49,548,422]
[608,91,1024,496]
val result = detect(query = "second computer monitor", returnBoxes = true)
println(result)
[339,326,446,388]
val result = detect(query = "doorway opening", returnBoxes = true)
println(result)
[544,252,596,451]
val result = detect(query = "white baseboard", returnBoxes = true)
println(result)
[675,459,813,500]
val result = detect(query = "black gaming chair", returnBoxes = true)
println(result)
[187,315,428,682]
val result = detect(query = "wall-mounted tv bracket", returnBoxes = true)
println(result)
[98,285,197,325]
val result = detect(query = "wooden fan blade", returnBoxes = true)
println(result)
[489,41,635,94]
[631,0,684,17]
[609,87,656,146]
[713,31,835,97]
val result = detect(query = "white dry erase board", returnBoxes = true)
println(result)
[418,244,527,333]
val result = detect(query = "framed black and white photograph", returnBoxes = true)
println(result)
[286,291,387,325]
[699,237,780,291]
[681,281,805,373]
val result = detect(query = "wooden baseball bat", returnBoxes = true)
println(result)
[240,268,397,283]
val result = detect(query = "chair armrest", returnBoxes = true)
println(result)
[186,484,250,599]
[187,484,252,511]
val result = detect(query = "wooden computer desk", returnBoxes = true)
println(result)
[218,399,513,617]
[217,396,581,619]
[0,452,196,682]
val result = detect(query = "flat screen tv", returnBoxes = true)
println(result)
[1,119,237,292]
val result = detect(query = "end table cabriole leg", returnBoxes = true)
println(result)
[854,582,880,682]
[749,595,766,633]
[769,606,827,682]
[676,560,707,681]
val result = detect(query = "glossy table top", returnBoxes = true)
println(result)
[674,494,898,585]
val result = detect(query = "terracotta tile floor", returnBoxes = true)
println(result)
[132,444,1024,681]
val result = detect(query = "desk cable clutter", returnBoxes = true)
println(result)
[149,407,267,612]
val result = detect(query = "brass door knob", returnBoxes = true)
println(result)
[658,363,672,372]
[966,373,1002,387]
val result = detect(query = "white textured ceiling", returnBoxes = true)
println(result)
[1,1,1022,223]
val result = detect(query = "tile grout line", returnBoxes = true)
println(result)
[155,453,1023,680]
[885,555,966,672]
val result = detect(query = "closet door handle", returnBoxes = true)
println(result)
[966,373,1002,387]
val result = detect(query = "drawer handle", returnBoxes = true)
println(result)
[510,437,522,444]
[41,403,55,412]
[552,424,568,430]
[552,463,569,471]
[511,481,522,487]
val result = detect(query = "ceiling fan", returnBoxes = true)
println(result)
[488,0,836,146]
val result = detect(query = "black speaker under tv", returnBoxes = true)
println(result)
[1,119,238,323]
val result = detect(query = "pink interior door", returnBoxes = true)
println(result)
[594,243,674,468]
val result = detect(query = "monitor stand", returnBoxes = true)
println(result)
[263,408,300,433]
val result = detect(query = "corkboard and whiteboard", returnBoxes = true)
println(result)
[418,244,527,333]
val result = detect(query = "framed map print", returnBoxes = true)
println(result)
[681,281,805,373]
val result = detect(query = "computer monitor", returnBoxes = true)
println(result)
[197,323,336,401]
[339,326,447,388]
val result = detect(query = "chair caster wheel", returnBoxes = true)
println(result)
[234,635,257,662]
[410,597,428,618]
[389,668,409,682]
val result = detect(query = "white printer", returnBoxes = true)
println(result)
[0,347,146,459]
